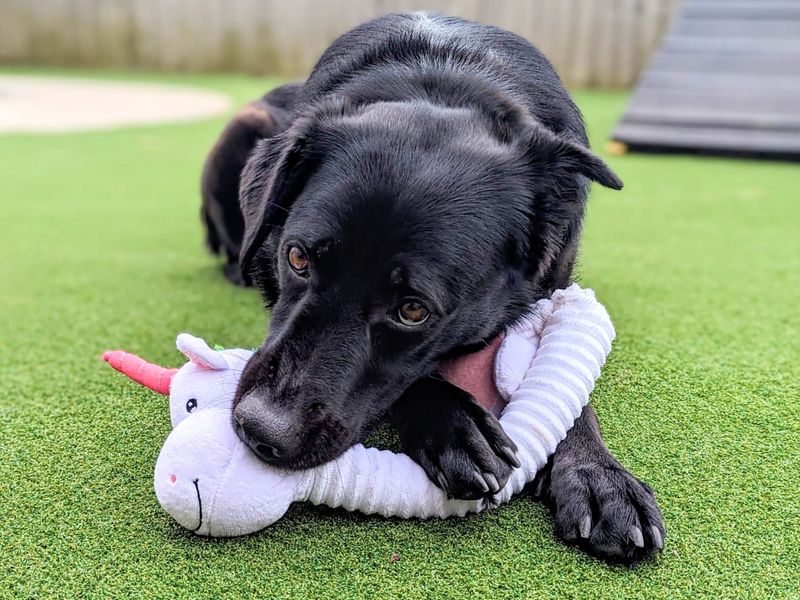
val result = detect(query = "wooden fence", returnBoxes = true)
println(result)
[0,0,683,88]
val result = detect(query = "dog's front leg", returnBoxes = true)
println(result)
[389,375,520,504]
[532,404,666,564]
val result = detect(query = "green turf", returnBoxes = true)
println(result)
[1,68,798,599]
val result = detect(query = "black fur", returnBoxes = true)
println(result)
[201,83,302,285]
[204,13,663,564]
[391,375,520,503]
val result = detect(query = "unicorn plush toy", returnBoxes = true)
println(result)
[103,285,614,537]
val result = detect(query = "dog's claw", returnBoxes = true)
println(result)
[651,526,664,550]
[473,470,490,493]
[392,377,516,502]
[483,493,500,509]
[546,458,665,563]
[484,472,500,493]
[499,445,521,468]
[579,514,592,538]
[628,526,644,548]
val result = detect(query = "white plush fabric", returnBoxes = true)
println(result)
[152,284,614,537]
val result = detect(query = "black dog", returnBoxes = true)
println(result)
[202,13,664,564]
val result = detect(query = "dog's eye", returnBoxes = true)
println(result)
[397,300,430,326]
[186,398,198,413]
[287,245,309,276]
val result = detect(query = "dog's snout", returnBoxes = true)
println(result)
[234,390,298,464]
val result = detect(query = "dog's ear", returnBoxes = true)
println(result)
[238,118,319,277]
[514,122,622,287]
[520,123,623,190]
[238,98,361,278]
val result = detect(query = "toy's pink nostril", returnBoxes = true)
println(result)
[169,474,177,484]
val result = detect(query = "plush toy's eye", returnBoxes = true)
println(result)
[186,398,198,413]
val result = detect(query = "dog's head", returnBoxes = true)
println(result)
[233,98,621,468]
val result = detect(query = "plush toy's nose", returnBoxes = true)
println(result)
[234,391,299,464]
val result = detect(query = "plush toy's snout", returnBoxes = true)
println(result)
[104,333,306,536]
[154,406,310,536]
[157,470,203,533]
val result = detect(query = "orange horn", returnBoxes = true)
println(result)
[102,350,178,396]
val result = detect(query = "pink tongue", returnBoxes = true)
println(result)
[438,335,506,418]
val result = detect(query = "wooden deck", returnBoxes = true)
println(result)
[612,0,800,158]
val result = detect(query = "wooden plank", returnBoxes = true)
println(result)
[613,122,800,154]
[154,0,178,71]
[613,0,800,157]
[650,52,800,77]
[638,71,800,93]
[636,0,678,71]
[673,18,800,39]
[535,0,559,72]
[591,0,617,88]
[72,0,101,67]
[553,0,576,85]
[683,2,800,20]
[28,0,72,64]
[570,0,597,88]
[0,0,685,88]
[0,0,33,61]
[130,0,159,68]
[623,107,800,131]
[226,0,255,74]
[629,88,800,115]
[637,0,661,73]
[193,0,225,71]
[94,0,136,68]
[663,35,800,54]
[613,0,638,88]
[687,0,799,4]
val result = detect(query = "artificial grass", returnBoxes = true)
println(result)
[1,68,798,599]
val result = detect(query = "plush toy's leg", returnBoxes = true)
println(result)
[389,376,520,503]
[532,404,666,565]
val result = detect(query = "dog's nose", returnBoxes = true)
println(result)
[233,391,296,464]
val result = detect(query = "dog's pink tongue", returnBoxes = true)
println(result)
[438,335,506,418]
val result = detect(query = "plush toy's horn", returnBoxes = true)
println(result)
[102,350,178,395]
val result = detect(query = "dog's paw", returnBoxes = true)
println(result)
[548,460,665,564]
[424,402,520,503]
[393,377,520,503]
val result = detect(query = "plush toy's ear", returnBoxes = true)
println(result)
[176,334,228,371]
